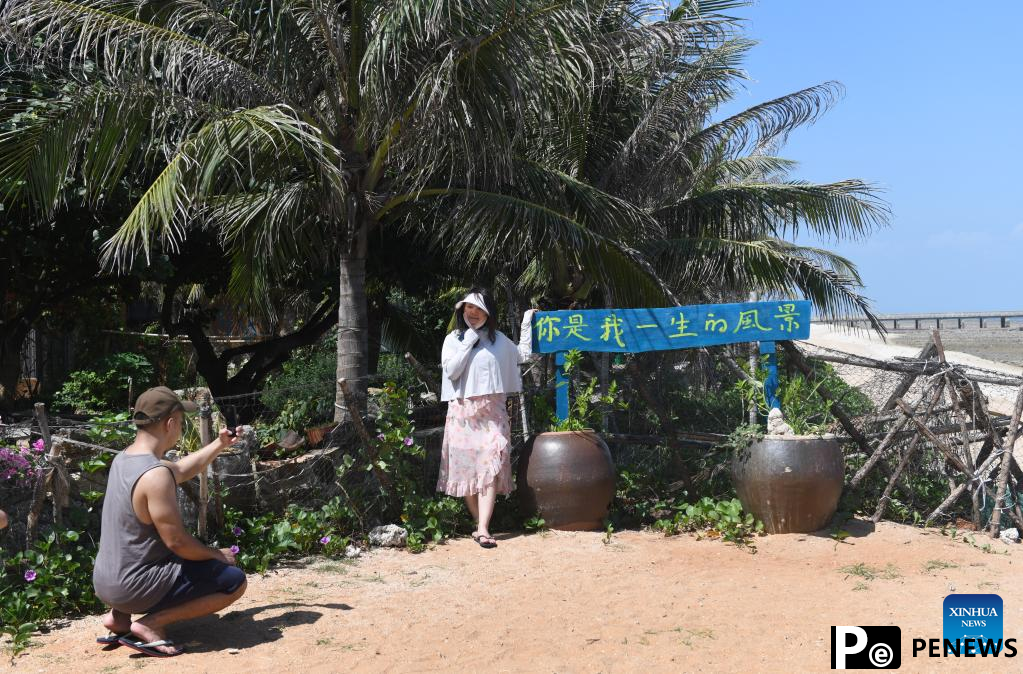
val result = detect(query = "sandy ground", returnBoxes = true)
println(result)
[9,521,1023,673]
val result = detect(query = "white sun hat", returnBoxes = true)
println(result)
[454,292,489,315]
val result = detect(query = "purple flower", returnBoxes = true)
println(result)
[232,526,244,536]
[376,433,385,441]
[229,545,240,555]
[32,439,45,452]
[403,437,414,447]
[24,570,36,582]
[320,536,331,545]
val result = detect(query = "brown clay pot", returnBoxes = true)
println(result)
[731,435,844,534]
[517,430,616,531]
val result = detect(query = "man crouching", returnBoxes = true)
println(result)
[93,386,245,657]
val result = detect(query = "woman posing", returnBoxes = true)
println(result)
[438,288,534,548]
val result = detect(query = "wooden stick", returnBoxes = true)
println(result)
[879,339,937,411]
[926,447,1004,525]
[781,342,875,457]
[848,393,923,491]
[704,346,763,390]
[604,433,720,449]
[872,382,946,522]
[25,403,62,548]
[805,350,1022,387]
[198,394,213,541]
[895,399,971,475]
[404,352,440,394]
[338,378,395,493]
[945,372,983,528]
[933,328,985,527]
[988,383,1023,536]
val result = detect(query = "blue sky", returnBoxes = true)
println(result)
[720,1,1023,313]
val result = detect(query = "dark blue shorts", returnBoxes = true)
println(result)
[143,559,246,614]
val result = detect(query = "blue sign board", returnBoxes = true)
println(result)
[529,300,811,421]
[531,301,811,354]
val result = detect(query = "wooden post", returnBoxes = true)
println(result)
[197,394,213,541]
[555,352,569,422]
[25,403,64,549]
[988,384,1023,536]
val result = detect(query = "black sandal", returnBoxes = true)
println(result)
[475,534,497,549]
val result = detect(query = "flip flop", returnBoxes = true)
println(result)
[96,633,128,648]
[117,636,185,657]
[476,534,497,549]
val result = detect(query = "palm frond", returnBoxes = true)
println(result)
[1,0,284,108]
[101,104,344,269]
[646,236,883,331]
[654,179,890,241]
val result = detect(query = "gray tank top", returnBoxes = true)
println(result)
[93,452,182,613]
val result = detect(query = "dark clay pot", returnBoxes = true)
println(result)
[731,435,844,534]
[518,430,616,531]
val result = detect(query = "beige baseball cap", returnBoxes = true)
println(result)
[132,386,198,426]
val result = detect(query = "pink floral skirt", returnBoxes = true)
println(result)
[437,394,514,497]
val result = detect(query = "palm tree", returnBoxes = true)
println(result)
[415,3,889,325]
[2,0,736,418]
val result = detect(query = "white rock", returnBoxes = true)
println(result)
[345,544,362,558]
[369,524,408,548]
[999,528,1020,544]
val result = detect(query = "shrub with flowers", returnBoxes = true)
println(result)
[0,439,46,487]
[369,383,467,551]
[221,496,359,574]
[0,529,102,658]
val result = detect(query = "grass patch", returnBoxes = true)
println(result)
[839,563,901,581]
[674,627,716,648]
[923,559,959,574]
[313,561,354,575]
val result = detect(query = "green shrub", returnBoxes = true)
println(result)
[260,335,335,432]
[222,498,359,574]
[52,353,154,414]
[652,497,763,549]
[0,529,102,658]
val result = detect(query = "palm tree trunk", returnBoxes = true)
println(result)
[334,226,370,422]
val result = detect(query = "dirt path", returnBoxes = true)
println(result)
[10,520,1022,673]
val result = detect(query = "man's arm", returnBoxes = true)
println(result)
[139,467,233,563]
[163,427,236,484]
